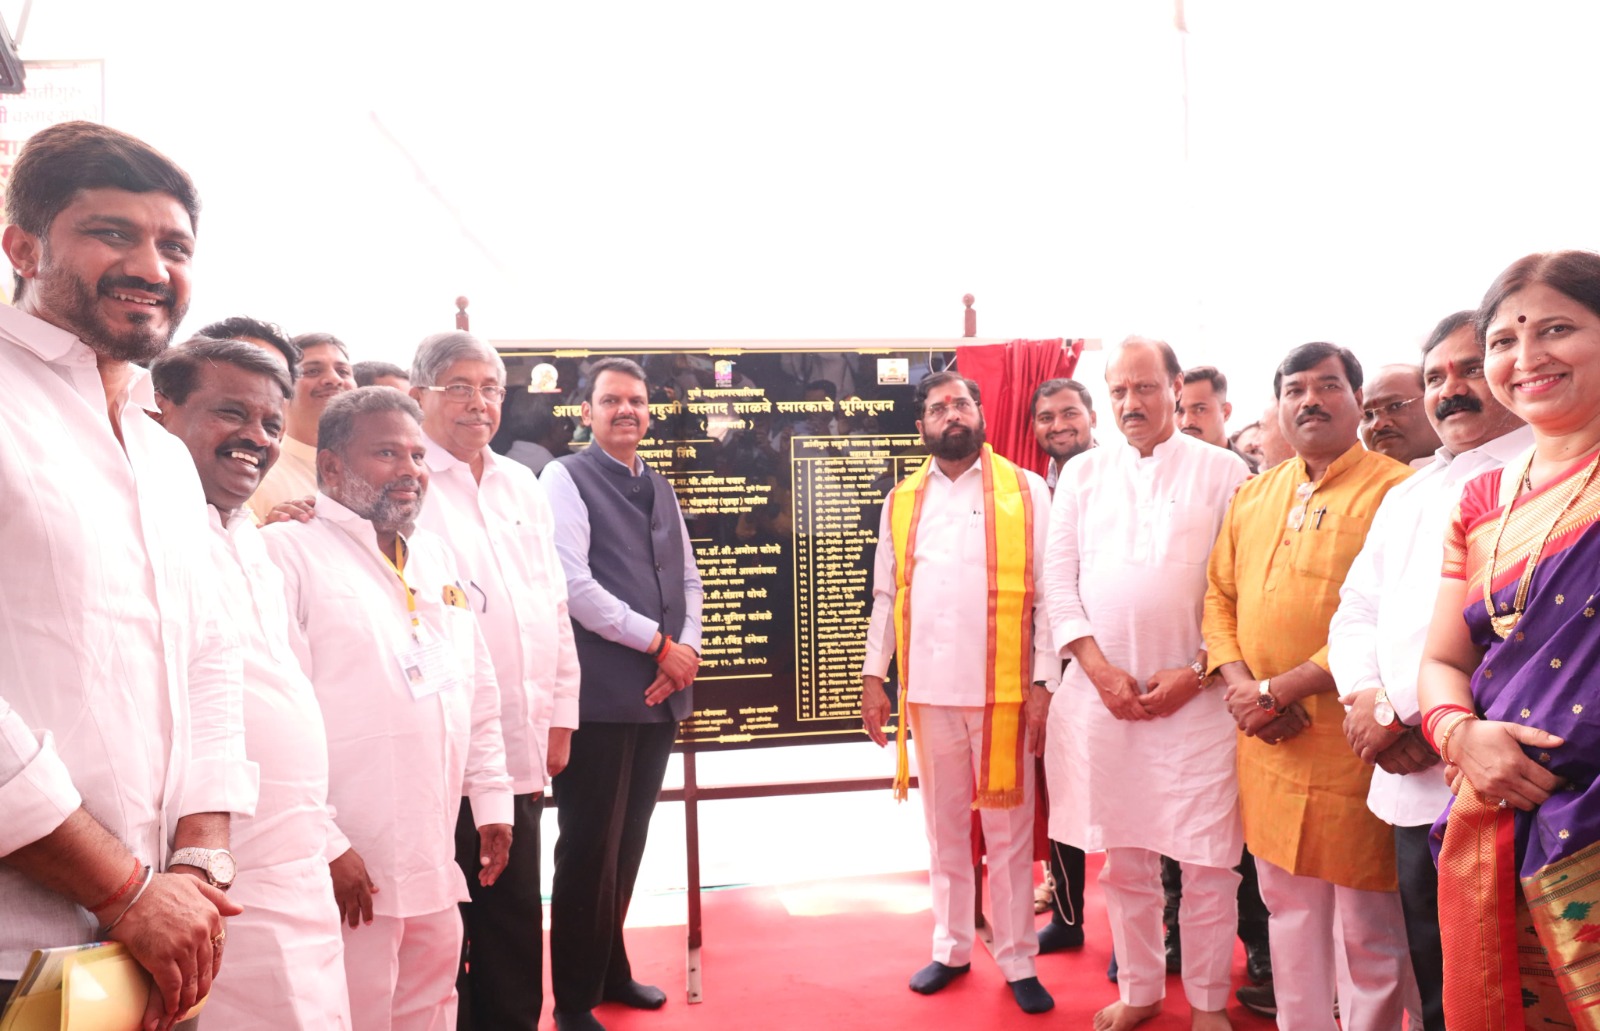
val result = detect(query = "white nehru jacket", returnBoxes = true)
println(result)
[1043,431,1249,866]
[263,494,513,919]
[415,436,579,794]
[0,305,256,978]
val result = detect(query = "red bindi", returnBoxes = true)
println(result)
[1518,315,1527,323]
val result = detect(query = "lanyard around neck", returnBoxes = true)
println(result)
[378,536,421,633]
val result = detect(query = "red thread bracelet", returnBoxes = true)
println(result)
[87,856,143,914]
[654,634,674,666]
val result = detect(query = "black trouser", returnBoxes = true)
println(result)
[1162,846,1272,952]
[550,720,676,1014]
[455,791,545,1031]
[1046,839,1088,928]
[1395,823,1444,1030]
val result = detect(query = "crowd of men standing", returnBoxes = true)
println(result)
[0,123,694,1031]
[0,116,1542,1031]
[865,317,1520,1031]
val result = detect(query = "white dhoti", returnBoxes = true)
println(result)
[206,857,352,1029]
[1254,856,1409,1031]
[341,906,463,1031]
[909,703,1037,982]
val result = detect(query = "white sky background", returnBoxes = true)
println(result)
[14,0,1600,436]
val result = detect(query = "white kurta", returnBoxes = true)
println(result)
[1043,431,1249,865]
[1327,426,1533,828]
[262,495,514,919]
[414,438,579,795]
[0,306,256,978]
[202,507,351,1030]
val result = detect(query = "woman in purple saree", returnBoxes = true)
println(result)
[1419,250,1600,1030]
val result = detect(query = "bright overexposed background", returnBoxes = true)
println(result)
[13,0,1600,894]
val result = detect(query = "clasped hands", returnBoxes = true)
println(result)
[1222,678,1311,745]
[1337,687,1437,775]
[1085,660,1204,722]
[1440,718,1567,812]
[644,633,699,706]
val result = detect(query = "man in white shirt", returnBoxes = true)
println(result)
[247,331,356,522]
[1028,377,1095,954]
[408,332,580,1031]
[0,121,254,1031]
[151,338,353,1029]
[1044,338,1250,1031]
[263,388,515,1031]
[1328,311,1531,1031]
[861,371,1058,1015]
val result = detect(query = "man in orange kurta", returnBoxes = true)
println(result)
[1202,343,1415,1031]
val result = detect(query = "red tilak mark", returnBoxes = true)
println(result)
[1518,315,1528,323]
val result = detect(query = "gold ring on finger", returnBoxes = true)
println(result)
[213,934,226,950]
[1497,797,1509,809]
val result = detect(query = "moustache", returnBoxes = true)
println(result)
[384,477,424,496]
[218,439,269,458]
[1121,412,1146,423]
[1297,407,1330,424]
[99,274,175,305]
[1435,394,1483,420]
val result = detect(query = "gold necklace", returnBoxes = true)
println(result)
[1483,451,1600,638]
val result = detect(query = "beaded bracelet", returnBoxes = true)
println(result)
[100,864,154,935]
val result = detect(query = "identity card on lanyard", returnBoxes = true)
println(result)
[382,537,463,700]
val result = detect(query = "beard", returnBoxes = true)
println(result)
[924,416,986,461]
[33,264,185,365]
[338,474,426,536]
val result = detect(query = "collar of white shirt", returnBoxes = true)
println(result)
[1426,423,1536,474]
[0,302,160,412]
[314,490,395,555]
[421,432,504,483]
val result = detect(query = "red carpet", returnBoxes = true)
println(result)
[553,861,1276,1031]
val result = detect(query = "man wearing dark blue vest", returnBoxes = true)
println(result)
[541,356,704,1031]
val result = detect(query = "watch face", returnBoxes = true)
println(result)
[210,851,238,885]
[1374,700,1396,727]
[1256,693,1276,711]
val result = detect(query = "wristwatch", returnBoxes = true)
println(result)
[1256,678,1278,713]
[169,847,237,890]
[1374,689,1399,730]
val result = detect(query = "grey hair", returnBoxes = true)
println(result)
[317,386,423,482]
[409,331,505,387]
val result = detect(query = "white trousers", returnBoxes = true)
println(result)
[1101,847,1239,1011]
[909,703,1038,981]
[1254,857,1409,1031]
[342,907,462,1031]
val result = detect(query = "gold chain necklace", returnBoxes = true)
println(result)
[1484,451,1600,638]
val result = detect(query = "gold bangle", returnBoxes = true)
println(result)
[1437,713,1480,766]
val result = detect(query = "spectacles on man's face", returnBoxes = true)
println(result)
[423,383,507,404]
[1359,396,1420,424]
[925,398,977,420]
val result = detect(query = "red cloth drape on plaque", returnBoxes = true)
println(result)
[955,337,1084,863]
[955,339,1084,478]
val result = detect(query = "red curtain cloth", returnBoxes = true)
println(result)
[955,338,1084,478]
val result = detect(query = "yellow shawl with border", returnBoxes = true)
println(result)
[887,443,1035,809]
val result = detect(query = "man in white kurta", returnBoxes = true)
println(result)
[1327,312,1532,1031]
[263,389,515,1031]
[409,332,581,1031]
[1044,338,1249,1031]
[151,338,353,1029]
[0,122,254,1023]
[861,372,1058,1016]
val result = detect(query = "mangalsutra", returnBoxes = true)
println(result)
[1484,452,1600,638]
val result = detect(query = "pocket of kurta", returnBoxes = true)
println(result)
[1288,511,1369,584]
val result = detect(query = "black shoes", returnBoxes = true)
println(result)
[1244,940,1273,986]
[602,979,667,1010]
[553,1012,607,1031]
[1235,982,1277,1019]
[1008,976,1055,1014]
[1036,920,1085,954]
[909,961,971,994]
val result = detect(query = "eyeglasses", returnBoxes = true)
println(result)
[422,383,507,403]
[1359,397,1419,424]
[925,398,976,419]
